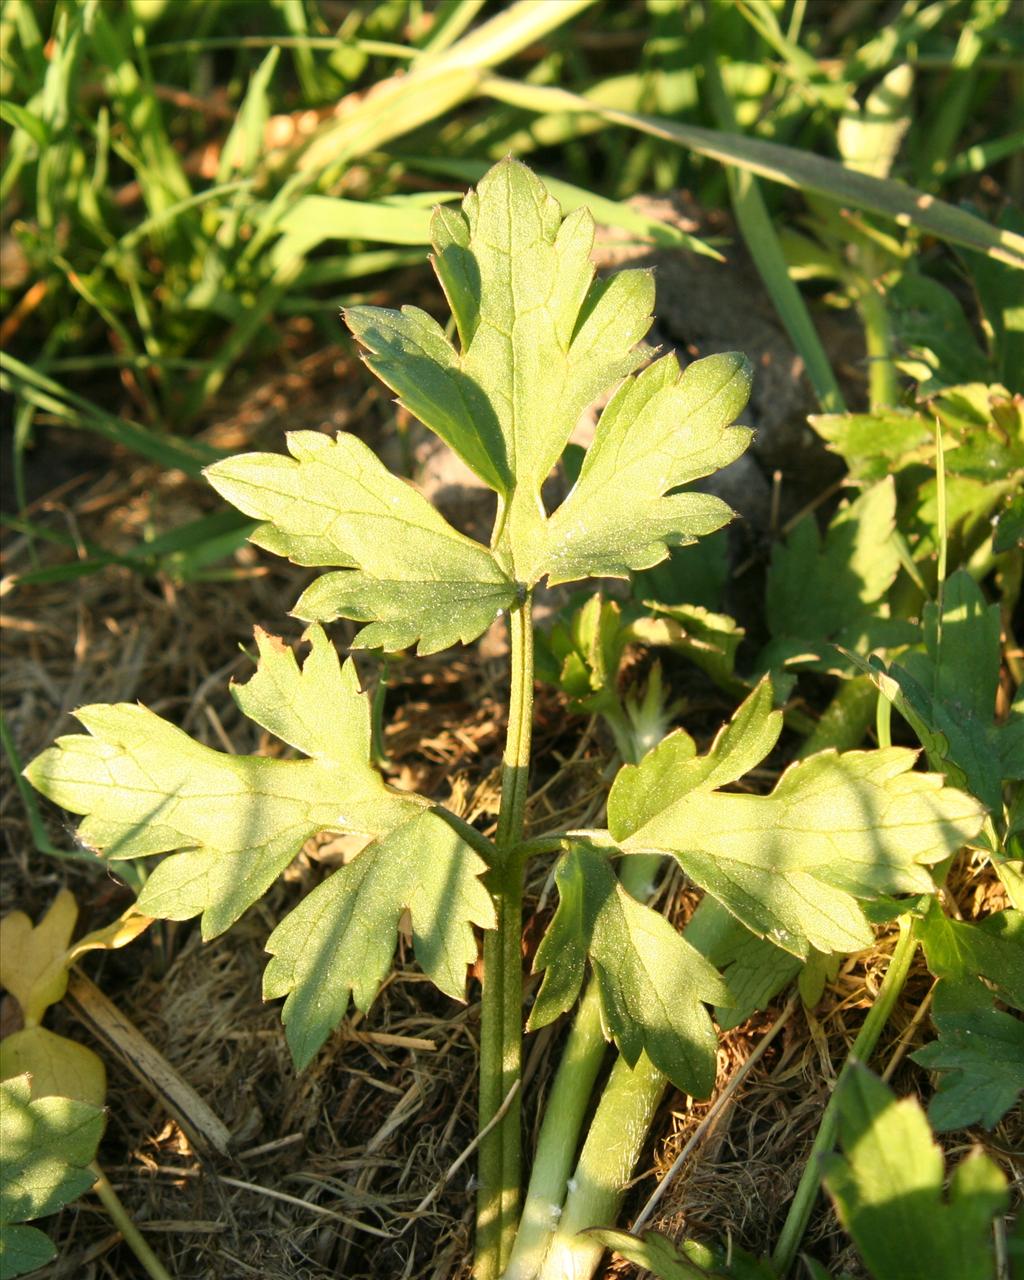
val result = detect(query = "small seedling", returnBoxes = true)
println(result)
[0,893,170,1280]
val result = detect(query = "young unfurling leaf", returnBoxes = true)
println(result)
[608,682,984,957]
[206,159,751,653]
[24,626,494,1067]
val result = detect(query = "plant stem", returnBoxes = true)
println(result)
[504,855,662,1280]
[476,594,534,1279]
[769,915,918,1275]
[854,248,898,411]
[537,1051,667,1280]
[90,1162,173,1280]
[503,982,607,1280]
[509,682,886,1278]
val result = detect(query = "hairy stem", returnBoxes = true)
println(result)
[476,594,534,1278]
[770,915,918,1275]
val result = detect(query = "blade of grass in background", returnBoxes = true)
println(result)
[418,0,489,56]
[217,46,281,184]
[268,194,438,266]
[4,509,257,586]
[479,77,1024,269]
[733,0,849,111]
[939,130,1024,182]
[703,55,845,412]
[0,355,221,476]
[297,0,597,171]
[835,61,917,408]
[913,0,1008,188]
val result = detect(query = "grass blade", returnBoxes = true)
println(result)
[298,0,596,171]
[480,77,1024,268]
[268,195,436,266]
[217,45,281,183]
[704,56,845,411]
[1,355,221,476]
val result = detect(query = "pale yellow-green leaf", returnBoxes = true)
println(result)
[0,892,78,1027]
[609,684,984,956]
[209,161,751,652]
[206,431,516,654]
[24,627,494,1067]
[0,1028,106,1107]
[535,352,751,585]
[264,807,494,1070]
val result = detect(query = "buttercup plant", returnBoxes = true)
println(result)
[25,160,985,1279]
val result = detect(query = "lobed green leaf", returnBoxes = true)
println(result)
[823,1067,1009,1280]
[760,478,915,676]
[206,432,517,654]
[210,161,752,653]
[609,683,984,957]
[859,570,1023,815]
[24,627,494,1066]
[536,352,751,586]
[918,902,1024,1009]
[912,979,1024,1132]
[265,809,493,1070]
[528,842,727,1096]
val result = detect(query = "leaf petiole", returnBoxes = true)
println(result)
[476,593,534,1278]
[770,914,919,1276]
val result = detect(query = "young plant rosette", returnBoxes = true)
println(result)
[24,160,983,1280]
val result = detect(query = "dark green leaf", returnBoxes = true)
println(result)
[861,570,1022,813]
[912,979,1024,1131]
[761,479,911,675]
[0,1075,104,1278]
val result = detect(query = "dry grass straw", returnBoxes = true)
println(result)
[2,347,1020,1279]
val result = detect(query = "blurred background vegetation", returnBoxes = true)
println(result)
[1,0,1021,581]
